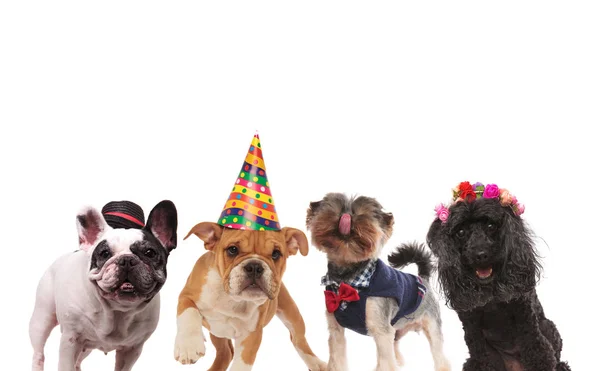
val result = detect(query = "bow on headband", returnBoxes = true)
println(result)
[324,282,360,313]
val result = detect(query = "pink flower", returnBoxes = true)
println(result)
[435,204,450,222]
[483,184,500,199]
[515,203,526,216]
[499,189,513,206]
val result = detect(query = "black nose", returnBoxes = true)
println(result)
[244,262,264,278]
[118,255,139,268]
[475,251,489,263]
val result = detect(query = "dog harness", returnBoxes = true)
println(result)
[322,259,426,336]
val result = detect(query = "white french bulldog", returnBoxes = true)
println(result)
[29,200,178,371]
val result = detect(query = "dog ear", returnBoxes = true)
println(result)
[500,211,541,284]
[77,206,110,252]
[282,227,309,256]
[184,222,224,251]
[144,200,178,252]
[305,200,323,228]
[426,219,447,256]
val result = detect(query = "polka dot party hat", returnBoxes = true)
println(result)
[217,132,281,231]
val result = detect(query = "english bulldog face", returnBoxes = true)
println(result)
[185,223,308,302]
[77,201,178,305]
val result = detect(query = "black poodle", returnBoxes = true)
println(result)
[426,182,570,371]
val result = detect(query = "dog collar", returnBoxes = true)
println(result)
[321,259,377,293]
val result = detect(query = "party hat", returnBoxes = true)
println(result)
[217,132,281,231]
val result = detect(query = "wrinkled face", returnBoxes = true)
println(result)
[306,193,394,265]
[427,198,540,311]
[76,200,178,307]
[186,223,308,303]
[88,228,168,303]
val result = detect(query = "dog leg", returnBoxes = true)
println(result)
[511,297,558,371]
[422,315,451,371]
[365,298,397,371]
[75,348,91,371]
[174,301,206,365]
[325,311,348,371]
[114,344,143,371]
[57,333,84,371]
[556,362,571,370]
[276,284,327,371]
[458,311,498,371]
[29,277,58,371]
[393,330,406,367]
[231,329,263,371]
[207,333,234,371]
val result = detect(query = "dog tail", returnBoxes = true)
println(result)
[387,242,434,279]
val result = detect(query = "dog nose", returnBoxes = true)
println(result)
[118,255,139,268]
[475,251,489,262]
[244,262,264,278]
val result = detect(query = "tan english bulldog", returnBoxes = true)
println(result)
[174,222,327,371]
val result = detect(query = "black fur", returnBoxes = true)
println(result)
[388,242,433,279]
[427,198,570,370]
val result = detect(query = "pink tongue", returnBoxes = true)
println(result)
[339,214,351,235]
[476,267,492,278]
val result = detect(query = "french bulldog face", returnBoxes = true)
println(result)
[185,223,308,302]
[77,200,178,305]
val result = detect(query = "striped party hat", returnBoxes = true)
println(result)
[217,132,281,231]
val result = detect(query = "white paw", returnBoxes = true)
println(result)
[174,331,206,365]
[309,359,328,371]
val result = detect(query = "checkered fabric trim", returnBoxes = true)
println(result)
[321,259,377,310]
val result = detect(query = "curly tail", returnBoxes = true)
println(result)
[387,242,434,279]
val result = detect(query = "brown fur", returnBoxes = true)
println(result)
[175,222,326,370]
[306,193,394,264]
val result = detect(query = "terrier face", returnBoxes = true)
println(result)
[306,193,394,265]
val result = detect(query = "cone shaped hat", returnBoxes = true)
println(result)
[217,133,281,231]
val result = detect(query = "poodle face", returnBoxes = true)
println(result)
[427,198,541,311]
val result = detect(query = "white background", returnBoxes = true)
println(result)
[1,1,598,370]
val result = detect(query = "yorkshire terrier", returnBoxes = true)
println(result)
[306,193,451,371]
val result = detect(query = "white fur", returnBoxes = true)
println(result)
[326,311,348,371]
[199,268,264,339]
[174,308,206,364]
[29,223,160,371]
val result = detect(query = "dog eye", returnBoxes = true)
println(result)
[144,249,157,258]
[272,250,282,261]
[226,246,238,257]
[100,250,111,259]
[456,229,466,239]
[486,223,497,232]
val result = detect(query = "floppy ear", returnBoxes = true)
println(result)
[77,206,110,252]
[184,222,224,251]
[144,200,178,252]
[501,212,541,283]
[426,219,447,257]
[282,227,309,256]
[305,200,323,228]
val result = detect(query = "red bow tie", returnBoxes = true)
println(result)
[324,282,360,313]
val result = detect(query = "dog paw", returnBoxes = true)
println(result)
[309,359,327,371]
[174,331,206,365]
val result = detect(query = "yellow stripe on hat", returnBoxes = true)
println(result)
[223,200,279,222]
[231,185,275,205]
[244,153,266,170]
[251,136,260,147]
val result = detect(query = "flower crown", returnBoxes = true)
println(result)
[434,181,525,223]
